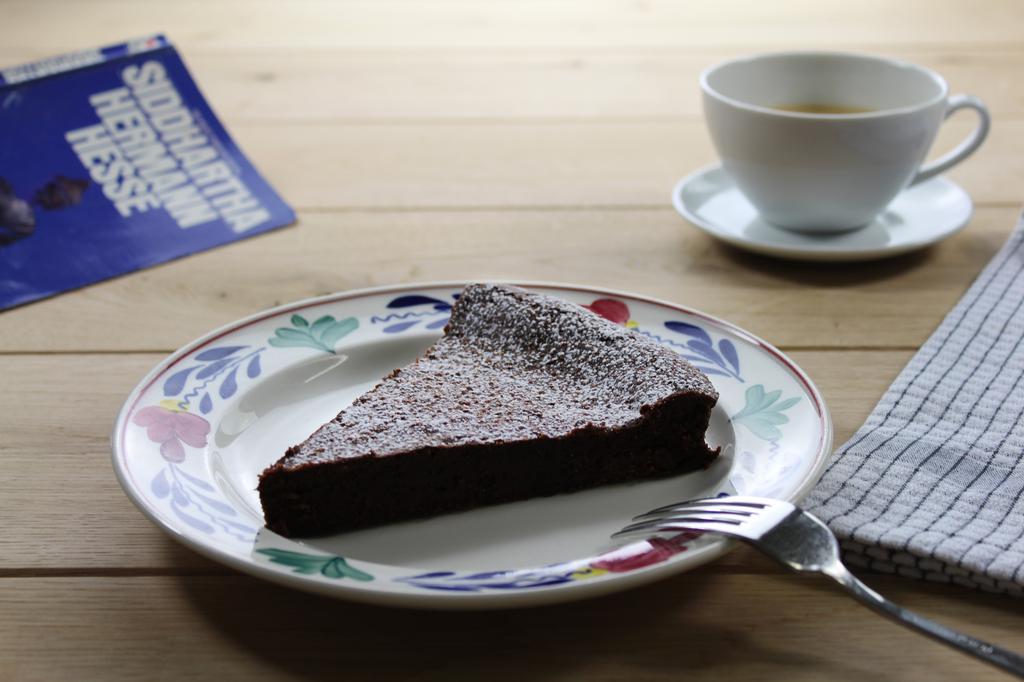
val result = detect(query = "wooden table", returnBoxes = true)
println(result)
[3,2,1024,680]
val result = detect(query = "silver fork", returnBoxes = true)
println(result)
[615,495,1024,678]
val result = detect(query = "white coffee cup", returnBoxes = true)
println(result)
[701,52,990,233]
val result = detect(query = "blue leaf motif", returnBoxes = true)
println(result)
[681,355,710,364]
[383,320,421,334]
[163,366,197,397]
[664,321,712,346]
[176,467,216,492]
[688,339,726,368]
[199,392,213,414]
[195,346,245,362]
[171,482,188,506]
[171,499,214,533]
[659,323,743,381]
[433,302,452,311]
[195,358,231,380]
[410,584,479,592]
[223,518,259,534]
[462,570,513,580]
[405,571,456,579]
[719,338,740,374]
[219,367,238,399]
[426,316,450,330]
[387,295,450,308]
[695,367,730,378]
[151,469,171,499]
[247,354,262,379]
[395,569,573,591]
[188,488,237,516]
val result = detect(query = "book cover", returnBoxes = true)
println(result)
[0,35,295,311]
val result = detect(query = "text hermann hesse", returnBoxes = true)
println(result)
[64,60,269,232]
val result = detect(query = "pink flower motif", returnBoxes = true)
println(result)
[133,406,210,463]
[591,532,698,573]
[584,298,631,326]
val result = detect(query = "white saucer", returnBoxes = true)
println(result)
[672,165,973,262]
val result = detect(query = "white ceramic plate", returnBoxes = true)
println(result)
[673,164,973,262]
[112,282,833,609]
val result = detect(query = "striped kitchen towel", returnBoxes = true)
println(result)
[806,215,1024,594]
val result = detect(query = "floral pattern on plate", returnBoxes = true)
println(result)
[113,283,831,607]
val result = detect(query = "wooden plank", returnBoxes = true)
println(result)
[0,116,1008,211]
[1,574,1021,681]
[3,48,1022,120]
[3,2,1022,680]
[0,206,1016,353]
[0,353,217,572]
[1,114,1010,212]
[205,118,1022,209]
[0,349,907,571]
[3,0,1024,51]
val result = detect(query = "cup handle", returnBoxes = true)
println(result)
[910,94,990,186]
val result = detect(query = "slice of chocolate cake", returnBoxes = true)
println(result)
[258,284,719,537]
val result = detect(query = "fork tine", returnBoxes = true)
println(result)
[632,505,759,522]
[612,519,739,540]
[706,495,779,506]
[614,515,744,537]
[639,496,772,517]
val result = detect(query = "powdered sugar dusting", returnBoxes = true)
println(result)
[276,284,718,469]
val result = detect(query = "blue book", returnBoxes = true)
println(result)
[0,35,295,311]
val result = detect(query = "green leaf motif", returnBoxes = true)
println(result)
[275,327,315,341]
[731,384,801,441]
[309,315,336,337]
[268,314,359,354]
[320,317,359,348]
[321,557,371,580]
[256,548,373,582]
[268,336,325,351]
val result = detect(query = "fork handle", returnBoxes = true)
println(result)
[825,564,1024,678]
